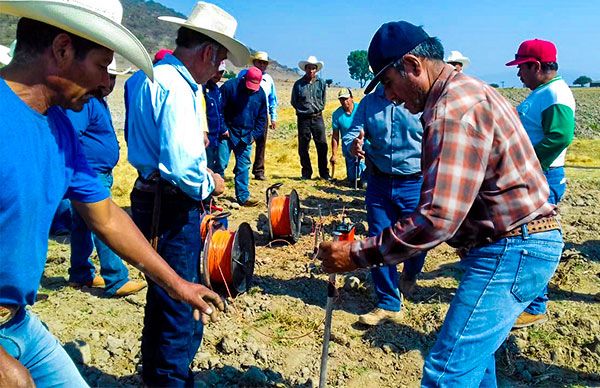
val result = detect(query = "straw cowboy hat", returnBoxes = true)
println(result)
[250,51,269,63]
[298,55,323,72]
[0,0,153,79]
[445,50,470,69]
[158,2,250,67]
[0,44,11,65]
[107,57,130,76]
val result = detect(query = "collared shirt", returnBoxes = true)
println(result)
[291,76,326,115]
[126,54,214,201]
[220,77,267,146]
[343,85,422,175]
[64,97,119,174]
[238,69,278,121]
[204,79,227,148]
[351,65,555,267]
[0,79,108,307]
[332,102,359,157]
[517,76,575,170]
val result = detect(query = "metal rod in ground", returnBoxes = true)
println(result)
[354,157,360,189]
[319,273,337,388]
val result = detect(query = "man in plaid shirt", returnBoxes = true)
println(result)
[318,21,564,386]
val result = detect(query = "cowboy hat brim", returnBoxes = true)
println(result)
[0,1,153,80]
[298,60,323,72]
[0,44,11,65]
[158,15,250,67]
[108,67,131,76]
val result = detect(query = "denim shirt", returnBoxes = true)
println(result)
[343,85,423,175]
[125,54,214,201]
[220,77,267,147]
[204,79,227,148]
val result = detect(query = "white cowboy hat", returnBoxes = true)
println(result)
[158,2,250,67]
[298,55,323,72]
[0,44,11,65]
[107,57,130,75]
[445,50,470,69]
[250,51,269,63]
[0,0,153,80]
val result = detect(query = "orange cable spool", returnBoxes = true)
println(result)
[206,229,235,285]
[269,195,292,237]
[267,183,301,242]
[200,214,215,242]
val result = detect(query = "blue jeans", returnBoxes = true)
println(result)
[343,153,366,185]
[68,172,129,296]
[525,166,566,315]
[222,139,252,204]
[0,309,88,387]
[366,173,427,312]
[422,229,563,387]
[130,188,204,387]
[50,198,72,235]
[206,139,229,178]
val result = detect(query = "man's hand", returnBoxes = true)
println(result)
[169,281,225,324]
[270,121,277,130]
[0,346,34,388]
[350,130,366,159]
[329,155,336,165]
[317,241,358,273]
[203,132,209,148]
[221,131,229,139]
[210,171,225,196]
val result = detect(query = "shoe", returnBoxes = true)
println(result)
[254,174,266,181]
[399,276,417,299]
[114,280,147,297]
[512,312,548,329]
[240,198,260,207]
[69,275,105,288]
[358,308,403,326]
[320,174,332,181]
[301,175,311,180]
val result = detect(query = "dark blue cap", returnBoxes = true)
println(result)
[365,21,430,94]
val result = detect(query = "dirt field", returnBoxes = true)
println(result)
[38,79,600,387]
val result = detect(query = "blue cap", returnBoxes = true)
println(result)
[365,21,430,94]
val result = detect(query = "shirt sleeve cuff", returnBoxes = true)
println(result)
[349,237,385,268]
[201,172,215,200]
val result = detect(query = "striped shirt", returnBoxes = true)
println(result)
[351,65,555,267]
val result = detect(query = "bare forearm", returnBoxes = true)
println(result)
[0,345,34,388]
[73,199,182,296]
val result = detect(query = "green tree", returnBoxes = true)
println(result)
[347,50,373,88]
[325,79,333,87]
[490,83,500,88]
[573,76,592,87]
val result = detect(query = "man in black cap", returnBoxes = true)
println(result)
[317,21,563,386]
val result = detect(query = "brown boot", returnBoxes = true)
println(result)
[399,276,417,299]
[512,312,548,329]
[69,275,105,288]
[358,308,403,326]
[114,280,147,297]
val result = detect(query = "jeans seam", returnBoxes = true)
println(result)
[436,246,506,385]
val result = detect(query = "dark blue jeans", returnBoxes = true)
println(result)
[50,198,72,235]
[130,187,204,387]
[366,173,427,312]
[69,172,130,296]
[525,166,566,315]
[222,139,252,204]
[422,230,563,386]
[206,139,229,178]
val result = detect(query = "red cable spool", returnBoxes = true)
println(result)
[266,183,301,242]
[200,222,255,297]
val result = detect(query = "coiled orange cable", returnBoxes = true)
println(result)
[200,214,215,241]
[207,230,235,285]
[270,195,292,237]
[336,228,355,241]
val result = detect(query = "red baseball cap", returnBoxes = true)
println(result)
[245,66,262,92]
[154,48,173,63]
[505,39,557,66]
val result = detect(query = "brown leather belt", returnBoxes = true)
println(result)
[0,306,19,326]
[497,215,561,239]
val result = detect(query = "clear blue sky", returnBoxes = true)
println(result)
[157,0,600,87]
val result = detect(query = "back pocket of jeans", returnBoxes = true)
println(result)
[510,249,558,303]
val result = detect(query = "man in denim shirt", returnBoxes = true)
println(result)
[343,84,426,325]
[204,61,228,177]
[220,66,267,206]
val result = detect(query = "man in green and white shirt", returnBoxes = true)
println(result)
[506,38,575,328]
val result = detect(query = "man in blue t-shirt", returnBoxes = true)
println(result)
[64,60,146,297]
[330,88,366,185]
[0,9,223,386]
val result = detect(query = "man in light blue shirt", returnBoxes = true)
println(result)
[343,84,427,326]
[330,88,366,185]
[125,3,249,385]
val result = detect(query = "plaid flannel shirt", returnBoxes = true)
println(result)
[351,65,555,267]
